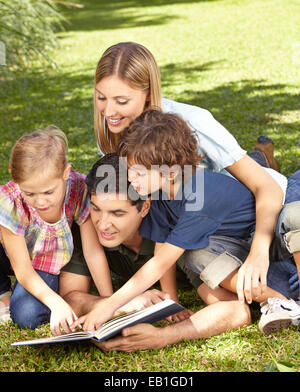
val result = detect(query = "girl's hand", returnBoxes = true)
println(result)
[49,298,78,336]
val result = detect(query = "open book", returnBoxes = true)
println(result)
[11,299,184,347]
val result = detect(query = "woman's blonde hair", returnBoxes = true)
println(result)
[94,42,162,154]
[9,125,69,183]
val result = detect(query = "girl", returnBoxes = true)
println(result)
[0,127,113,334]
[92,41,287,303]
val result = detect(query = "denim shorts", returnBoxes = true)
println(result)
[178,235,251,290]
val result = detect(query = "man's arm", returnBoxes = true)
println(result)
[94,300,251,352]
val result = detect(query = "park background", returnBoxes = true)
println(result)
[0,0,299,372]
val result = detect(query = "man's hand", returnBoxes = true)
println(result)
[236,252,269,304]
[94,323,166,352]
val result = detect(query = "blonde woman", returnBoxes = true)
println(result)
[90,41,287,305]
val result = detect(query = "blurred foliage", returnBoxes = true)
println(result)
[0,0,82,69]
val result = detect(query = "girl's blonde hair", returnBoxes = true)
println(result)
[9,125,69,183]
[94,42,162,154]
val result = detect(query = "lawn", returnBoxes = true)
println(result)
[0,0,300,373]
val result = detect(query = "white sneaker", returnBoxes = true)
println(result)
[258,297,300,334]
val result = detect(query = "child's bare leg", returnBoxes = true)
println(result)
[220,268,286,303]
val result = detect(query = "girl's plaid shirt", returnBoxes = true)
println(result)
[0,169,90,275]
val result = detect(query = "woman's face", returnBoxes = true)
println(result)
[95,75,149,134]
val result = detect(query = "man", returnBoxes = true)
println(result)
[59,154,253,346]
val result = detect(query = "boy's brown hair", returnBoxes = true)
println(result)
[117,108,202,171]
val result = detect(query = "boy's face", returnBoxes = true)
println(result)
[128,164,162,196]
[90,192,150,248]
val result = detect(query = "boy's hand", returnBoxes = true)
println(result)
[236,252,269,304]
[115,289,169,316]
[72,300,115,332]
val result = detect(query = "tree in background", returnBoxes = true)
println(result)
[0,0,82,70]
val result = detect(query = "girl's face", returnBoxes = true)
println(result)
[18,165,71,223]
[95,76,149,134]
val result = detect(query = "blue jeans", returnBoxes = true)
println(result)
[10,270,58,329]
[0,245,58,329]
[267,200,300,300]
[265,170,300,299]
[285,169,300,204]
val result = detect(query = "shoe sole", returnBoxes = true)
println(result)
[259,318,292,335]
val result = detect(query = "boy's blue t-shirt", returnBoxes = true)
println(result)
[139,169,256,250]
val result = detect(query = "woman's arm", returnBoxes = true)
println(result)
[73,242,185,331]
[0,225,77,335]
[226,155,284,304]
[79,216,113,297]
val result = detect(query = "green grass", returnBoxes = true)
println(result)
[1,0,300,372]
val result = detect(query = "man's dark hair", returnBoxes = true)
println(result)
[85,153,145,211]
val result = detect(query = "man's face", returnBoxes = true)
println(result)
[90,192,150,247]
